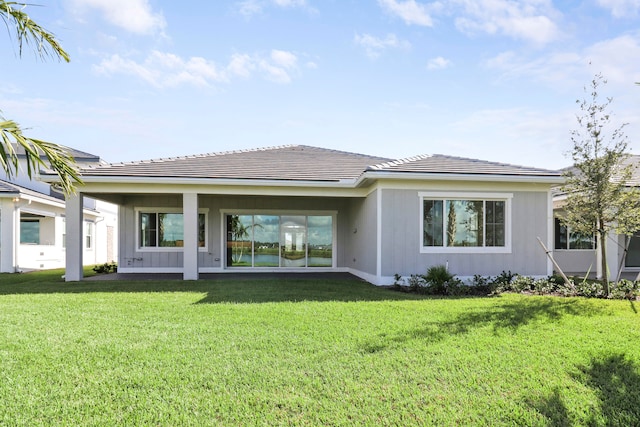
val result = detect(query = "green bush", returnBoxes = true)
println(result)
[609,279,640,300]
[92,262,118,274]
[422,265,455,295]
[509,275,535,293]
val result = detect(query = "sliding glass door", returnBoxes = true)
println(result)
[225,213,333,268]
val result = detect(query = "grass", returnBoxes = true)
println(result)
[1,269,639,426]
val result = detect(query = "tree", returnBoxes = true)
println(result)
[561,73,640,294]
[1,1,81,194]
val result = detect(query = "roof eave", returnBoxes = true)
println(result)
[357,171,565,185]
[40,174,360,188]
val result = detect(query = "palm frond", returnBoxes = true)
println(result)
[1,1,70,61]
[0,116,82,194]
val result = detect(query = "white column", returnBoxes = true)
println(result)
[65,193,84,281]
[0,199,17,273]
[183,192,199,280]
[606,233,620,281]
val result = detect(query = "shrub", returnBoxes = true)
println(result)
[407,274,427,293]
[422,265,455,295]
[93,262,117,274]
[533,278,555,295]
[575,280,605,298]
[609,279,640,300]
[509,275,534,293]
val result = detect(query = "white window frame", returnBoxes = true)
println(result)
[135,207,209,252]
[419,192,513,254]
[84,221,94,250]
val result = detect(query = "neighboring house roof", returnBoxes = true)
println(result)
[65,145,562,184]
[0,180,20,195]
[11,143,102,163]
[0,179,64,204]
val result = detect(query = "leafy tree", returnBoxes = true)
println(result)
[561,73,640,294]
[1,1,81,194]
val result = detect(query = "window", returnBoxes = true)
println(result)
[85,221,94,249]
[20,220,40,244]
[420,192,511,253]
[138,209,207,249]
[554,218,595,250]
[225,213,334,268]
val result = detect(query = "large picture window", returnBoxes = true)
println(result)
[138,209,207,250]
[554,218,595,250]
[420,192,511,253]
[225,213,334,268]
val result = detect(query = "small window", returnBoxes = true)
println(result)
[85,221,94,249]
[554,218,595,250]
[20,220,40,244]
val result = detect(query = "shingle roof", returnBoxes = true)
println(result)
[0,179,63,202]
[0,180,20,194]
[368,154,560,177]
[11,143,101,162]
[79,145,392,182]
[618,155,640,186]
[72,144,561,183]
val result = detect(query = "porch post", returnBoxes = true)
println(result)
[183,192,199,280]
[0,198,16,273]
[65,192,84,281]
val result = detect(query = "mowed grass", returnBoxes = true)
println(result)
[1,270,639,426]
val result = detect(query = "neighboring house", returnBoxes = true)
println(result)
[552,154,640,280]
[43,145,563,284]
[0,146,118,273]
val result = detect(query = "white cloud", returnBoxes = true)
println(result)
[427,56,452,69]
[354,33,411,58]
[67,0,166,35]
[237,0,312,16]
[260,50,299,83]
[597,0,640,18]
[93,49,301,88]
[484,33,640,88]
[273,0,307,6]
[454,0,561,45]
[271,49,298,68]
[377,0,434,26]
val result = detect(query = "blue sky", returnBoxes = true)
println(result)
[1,0,639,169]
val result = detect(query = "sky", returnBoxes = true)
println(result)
[1,0,640,170]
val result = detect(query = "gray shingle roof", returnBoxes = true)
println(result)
[11,143,101,163]
[368,154,560,177]
[80,145,392,182]
[73,145,561,183]
[0,179,63,201]
[0,180,20,194]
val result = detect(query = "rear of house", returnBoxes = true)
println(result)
[43,145,562,284]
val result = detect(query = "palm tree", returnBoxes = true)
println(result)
[1,1,81,194]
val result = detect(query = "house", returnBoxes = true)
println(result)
[0,146,118,273]
[552,154,640,281]
[42,145,563,284]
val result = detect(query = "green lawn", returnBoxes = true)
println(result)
[1,270,639,426]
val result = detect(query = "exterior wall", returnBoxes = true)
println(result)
[0,199,15,272]
[118,193,353,272]
[119,194,184,271]
[380,185,551,282]
[1,170,117,272]
[345,191,379,279]
[553,249,597,275]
